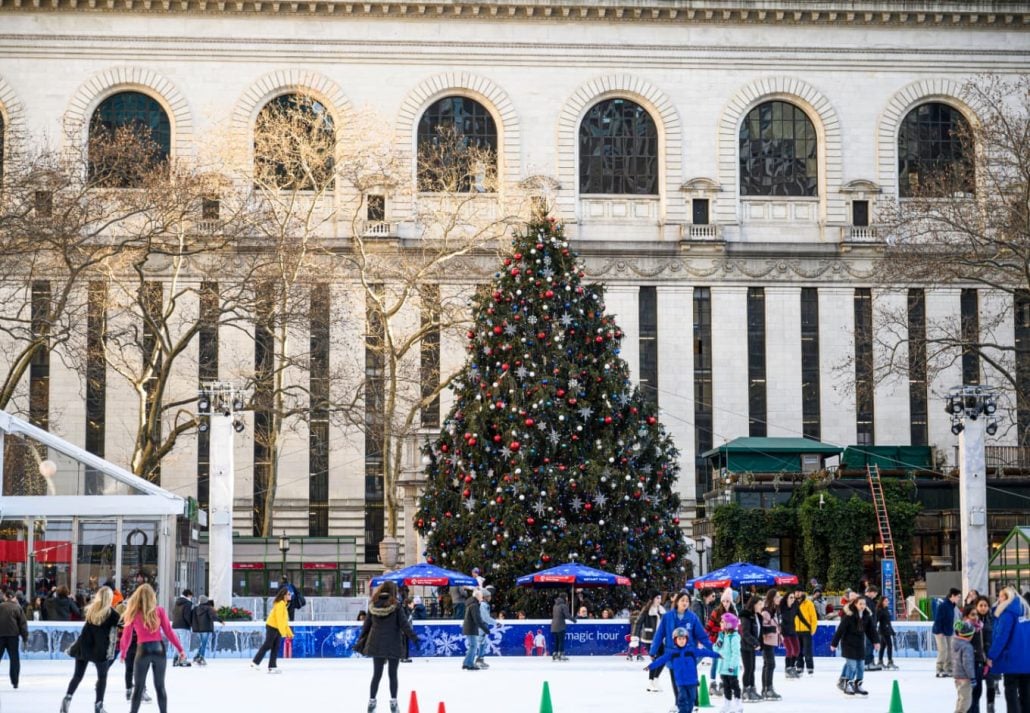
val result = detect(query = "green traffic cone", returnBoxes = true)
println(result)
[697,675,712,708]
[888,680,904,713]
[539,681,553,713]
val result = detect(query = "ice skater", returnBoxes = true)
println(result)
[636,593,664,690]
[759,591,782,701]
[647,626,719,713]
[355,580,419,713]
[534,629,547,656]
[550,593,574,661]
[61,586,120,713]
[876,595,897,670]
[250,587,293,673]
[714,612,742,713]
[118,584,187,713]
[830,594,879,697]
[0,589,28,690]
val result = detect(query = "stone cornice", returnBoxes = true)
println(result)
[0,0,1027,27]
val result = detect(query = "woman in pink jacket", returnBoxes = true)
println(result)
[119,584,186,713]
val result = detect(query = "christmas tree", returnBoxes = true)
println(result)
[415,217,688,614]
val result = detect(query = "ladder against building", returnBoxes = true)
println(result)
[866,464,907,619]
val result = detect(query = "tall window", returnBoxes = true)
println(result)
[254,93,335,191]
[693,288,713,510]
[30,281,51,433]
[638,286,658,408]
[908,289,929,446]
[854,289,875,445]
[0,112,5,181]
[579,98,658,195]
[89,92,170,185]
[961,288,980,385]
[309,284,330,537]
[1015,291,1030,446]
[197,282,218,513]
[898,102,973,197]
[85,282,107,494]
[420,285,441,429]
[800,288,821,440]
[417,96,497,193]
[141,282,163,484]
[253,284,275,535]
[747,288,767,436]
[365,285,386,563]
[739,101,818,197]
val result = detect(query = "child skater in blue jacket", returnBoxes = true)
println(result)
[648,626,720,713]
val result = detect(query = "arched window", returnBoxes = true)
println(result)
[579,98,658,195]
[898,102,973,197]
[739,101,818,197]
[254,93,335,191]
[417,96,498,193]
[89,91,171,186]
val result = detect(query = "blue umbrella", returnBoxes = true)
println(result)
[370,563,478,588]
[686,561,798,590]
[516,562,632,589]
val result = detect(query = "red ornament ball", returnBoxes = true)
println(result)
[510,441,521,451]
[604,416,612,424]
[524,418,535,427]
[526,517,535,525]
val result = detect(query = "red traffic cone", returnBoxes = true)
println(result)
[408,691,420,713]
[436,704,447,713]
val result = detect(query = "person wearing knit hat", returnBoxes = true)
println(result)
[714,612,743,712]
[952,618,977,713]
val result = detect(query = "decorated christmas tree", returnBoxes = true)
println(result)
[415,217,688,614]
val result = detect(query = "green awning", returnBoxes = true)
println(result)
[701,437,843,474]
[840,445,933,471]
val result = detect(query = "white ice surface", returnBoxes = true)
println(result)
[0,656,976,713]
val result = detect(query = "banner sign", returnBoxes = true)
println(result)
[881,558,896,616]
[19,620,940,660]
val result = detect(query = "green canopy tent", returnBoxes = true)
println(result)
[701,437,843,474]
[989,526,1030,595]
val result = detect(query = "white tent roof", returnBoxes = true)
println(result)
[0,410,185,517]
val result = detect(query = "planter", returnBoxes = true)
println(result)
[378,536,401,570]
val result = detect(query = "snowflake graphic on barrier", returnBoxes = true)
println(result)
[421,627,466,656]
[480,621,511,656]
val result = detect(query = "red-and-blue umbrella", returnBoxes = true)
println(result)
[687,561,798,590]
[371,562,478,588]
[516,562,632,589]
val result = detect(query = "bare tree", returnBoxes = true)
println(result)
[869,76,1029,436]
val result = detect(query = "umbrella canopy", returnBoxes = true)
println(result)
[516,562,631,589]
[370,563,478,588]
[687,562,798,590]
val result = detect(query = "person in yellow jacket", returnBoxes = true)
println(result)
[793,588,818,676]
[250,587,293,673]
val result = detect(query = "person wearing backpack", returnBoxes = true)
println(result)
[61,586,120,713]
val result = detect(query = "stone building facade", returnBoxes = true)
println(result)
[1,2,1028,580]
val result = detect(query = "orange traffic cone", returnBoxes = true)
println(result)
[408,691,420,713]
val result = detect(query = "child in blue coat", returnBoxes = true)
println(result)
[648,626,719,713]
[714,612,743,712]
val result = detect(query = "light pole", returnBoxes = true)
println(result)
[278,531,290,582]
[198,382,246,608]
[944,385,998,596]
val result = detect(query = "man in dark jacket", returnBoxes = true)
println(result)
[0,590,29,688]
[190,596,222,665]
[461,589,488,671]
[171,589,194,667]
[691,589,715,628]
[933,588,961,677]
[551,593,575,661]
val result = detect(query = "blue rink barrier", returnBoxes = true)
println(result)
[19,620,937,660]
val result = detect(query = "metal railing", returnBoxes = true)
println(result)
[986,446,1030,471]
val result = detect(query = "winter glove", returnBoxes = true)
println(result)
[630,636,639,648]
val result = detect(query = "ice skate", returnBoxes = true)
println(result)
[61,695,72,713]
[125,689,132,702]
[389,700,400,713]
[852,679,868,696]
[987,703,995,713]
[141,688,152,703]
[475,658,489,669]
[836,677,846,691]
[885,660,898,670]
[719,698,733,713]
[710,682,722,696]
[367,699,377,713]
[842,681,855,696]
[762,689,781,701]
[647,679,662,692]
[250,662,260,671]
[865,663,882,672]
[94,703,109,713]
[267,667,282,674]
[744,686,762,702]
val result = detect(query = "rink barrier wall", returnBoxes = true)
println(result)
[18,620,939,660]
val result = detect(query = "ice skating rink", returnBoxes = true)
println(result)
[0,656,974,713]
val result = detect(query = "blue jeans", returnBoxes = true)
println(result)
[675,684,697,713]
[477,633,490,658]
[463,635,480,668]
[196,632,211,658]
[172,629,190,657]
[842,658,865,681]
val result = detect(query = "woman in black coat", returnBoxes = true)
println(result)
[830,598,879,695]
[61,586,120,713]
[875,596,895,669]
[970,596,996,713]
[739,597,763,702]
[356,581,418,713]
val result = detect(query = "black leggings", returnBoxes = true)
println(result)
[761,644,777,692]
[129,645,167,713]
[741,647,756,689]
[67,658,110,703]
[0,636,20,687]
[878,633,893,664]
[721,675,741,701]
[370,657,399,699]
[252,626,282,669]
[124,641,136,690]
[1003,673,1030,713]
[552,630,565,655]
